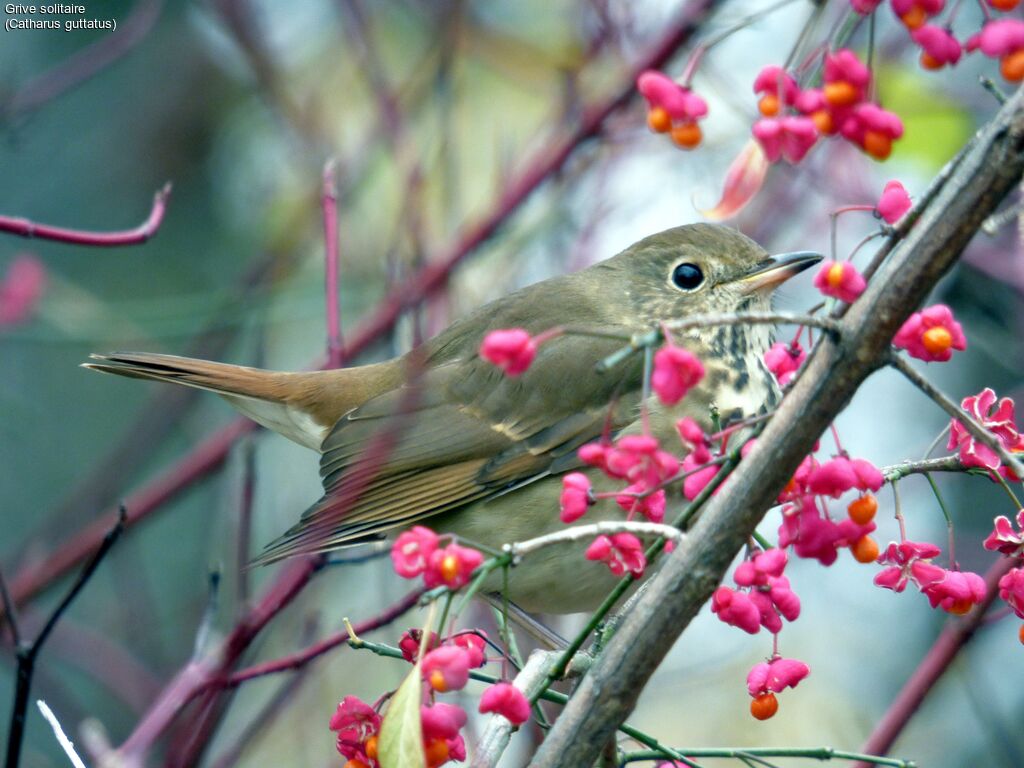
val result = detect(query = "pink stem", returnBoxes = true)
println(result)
[830,423,845,455]
[854,556,1016,765]
[223,588,422,687]
[0,183,172,246]
[323,159,344,368]
[114,556,319,764]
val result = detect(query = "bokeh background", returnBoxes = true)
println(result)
[1,0,1022,766]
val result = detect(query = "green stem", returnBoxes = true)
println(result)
[620,747,915,767]
[532,448,747,707]
[923,472,956,563]
[419,554,511,605]
[617,725,699,767]
[347,634,700,763]
[991,469,1023,509]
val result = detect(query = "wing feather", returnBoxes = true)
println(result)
[254,332,645,564]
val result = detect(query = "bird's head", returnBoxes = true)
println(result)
[602,223,821,326]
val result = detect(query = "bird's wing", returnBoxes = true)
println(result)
[253,333,642,563]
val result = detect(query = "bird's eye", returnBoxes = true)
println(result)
[671,262,704,291]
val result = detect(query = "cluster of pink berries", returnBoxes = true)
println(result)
[851,0,1024,82]
[984,510,1024,643]
[754,51,903,163]
[638,47,904,162]
[330,627,529,768]
[332,528,532,768]
[391,526,483,590]
[711,548,809,719]
[636,0,1024,166]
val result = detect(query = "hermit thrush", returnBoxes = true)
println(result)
[86,224,819,613]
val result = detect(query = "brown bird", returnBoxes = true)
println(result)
[85,224,819,614]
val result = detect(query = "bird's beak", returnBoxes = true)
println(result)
[733,251,823,293]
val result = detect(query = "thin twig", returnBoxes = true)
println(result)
[322,158,344,367]
[35,701,88,768]
[469,650,560,768]
[0,569,22,648]
[4,509,125,768]
[889,353,1024,480]
[235,437,256,608]
[0,184,172,246]
[854,556,1015,764]
[880,456,963,482]
[506,522,685,561]
[222,589,422,687]
[598,312,839,371]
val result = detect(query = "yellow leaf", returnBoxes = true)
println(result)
[698,140,769,221]
[378,662,425,768]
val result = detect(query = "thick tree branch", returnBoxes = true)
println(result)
[531,85,1024,767]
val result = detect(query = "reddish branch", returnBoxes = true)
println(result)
[6,420,255,611]
[222,588,422,687]
[854,556,1018,764]
[0,183,172,246]
[112,574,419,764]
[323,159,344,367]
[113,557,319,765]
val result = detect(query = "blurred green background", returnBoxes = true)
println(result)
[1,0,1022,766]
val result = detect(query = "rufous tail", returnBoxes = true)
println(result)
[84,352,398,450]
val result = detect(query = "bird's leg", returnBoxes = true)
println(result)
[480,592,569,650]
[592,579,652,654]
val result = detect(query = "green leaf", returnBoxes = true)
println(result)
[876,64,973,170]
[378,662,425,768]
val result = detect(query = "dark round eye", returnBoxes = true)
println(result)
[671,262,704,291]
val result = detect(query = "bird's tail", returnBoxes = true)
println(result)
[84,352,345,449]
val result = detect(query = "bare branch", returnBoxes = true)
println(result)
[853,556,1016,764]
[506,522,685,561]
[5,510,125,768]
[889,353,1024,479]
[0,184,171,247]
[470,650,560,768]
[880,456,964,482]
[35,701,87,768]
